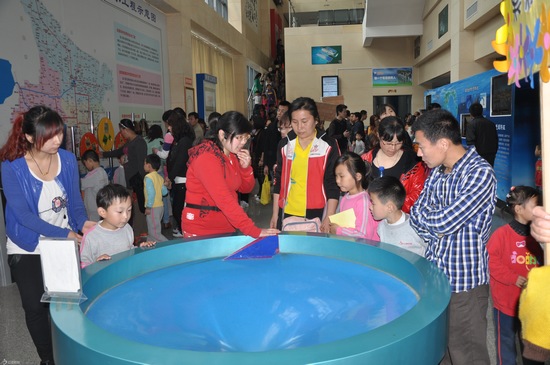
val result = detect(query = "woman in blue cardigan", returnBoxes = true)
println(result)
[0,106,94,365]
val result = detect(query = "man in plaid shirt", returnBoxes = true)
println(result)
[410,109,496,365]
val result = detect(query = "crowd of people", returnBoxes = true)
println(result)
[1,99,548,365]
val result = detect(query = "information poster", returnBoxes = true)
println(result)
[0,0,169,147]
[322,76,339,97]
[196,73,217,120]
[372,68,413,87]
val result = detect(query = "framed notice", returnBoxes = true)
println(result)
[39,238,87,304]
[196,74,217,119]
[185,87,195,113]
[322,76,339,97]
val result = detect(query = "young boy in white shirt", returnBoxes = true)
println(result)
[368,176,427,256]
[80,184,155,268]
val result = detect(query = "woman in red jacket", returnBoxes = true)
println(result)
[361,116,428,213]
[182,111,279,238]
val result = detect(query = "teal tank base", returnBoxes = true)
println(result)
[51,234,451,364]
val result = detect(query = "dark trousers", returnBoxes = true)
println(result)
[8,254,54,362]
[494,308,544,365]
[441,284,490,365]
[172,183,186,232]
[128,172,145,214]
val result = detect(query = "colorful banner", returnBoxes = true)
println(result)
[372,68,413,87]
[311,46,342,65]
[493,0,550,87]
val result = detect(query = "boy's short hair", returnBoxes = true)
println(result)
[368,176,406,209]
[96,184,130,210]
[145,153,161,171]
[82,149,99,162]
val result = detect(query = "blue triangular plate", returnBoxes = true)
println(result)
[223,236,279,260]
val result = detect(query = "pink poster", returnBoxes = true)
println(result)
[117,64,162,105]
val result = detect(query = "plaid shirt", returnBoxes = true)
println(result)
[410,147,496,292]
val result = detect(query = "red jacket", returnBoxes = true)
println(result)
[182,140,261,238]
[488,224,543,316]
[273,130,340,210]
[361,148,428,213]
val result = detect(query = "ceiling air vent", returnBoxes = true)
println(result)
[466,1,478,20]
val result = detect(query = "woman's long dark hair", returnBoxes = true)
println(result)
[167,109,195,142]
[146,124,164,142]
[207,111,252,151]
[0,105,64,161]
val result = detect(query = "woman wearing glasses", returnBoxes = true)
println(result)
[182,111,279,238]
[361,116,428,213]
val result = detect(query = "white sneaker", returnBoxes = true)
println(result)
[240,201,249,209]
[172,229,183,238]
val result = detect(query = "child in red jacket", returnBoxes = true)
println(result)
[488,186,544,365]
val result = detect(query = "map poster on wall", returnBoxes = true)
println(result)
[0,0,168,148]
[372,68,413,87]
[311,46,342,65]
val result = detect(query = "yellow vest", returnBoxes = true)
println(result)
[144,171,164,208]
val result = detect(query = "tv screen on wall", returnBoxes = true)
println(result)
[491,73,512,116]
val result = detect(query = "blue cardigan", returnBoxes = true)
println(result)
[1,149,88,252]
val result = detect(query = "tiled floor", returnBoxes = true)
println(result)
[0,196,543,365]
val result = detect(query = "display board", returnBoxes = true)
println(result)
[322,76,339,97]
[196,73,217,120]
[0,0,169,147]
